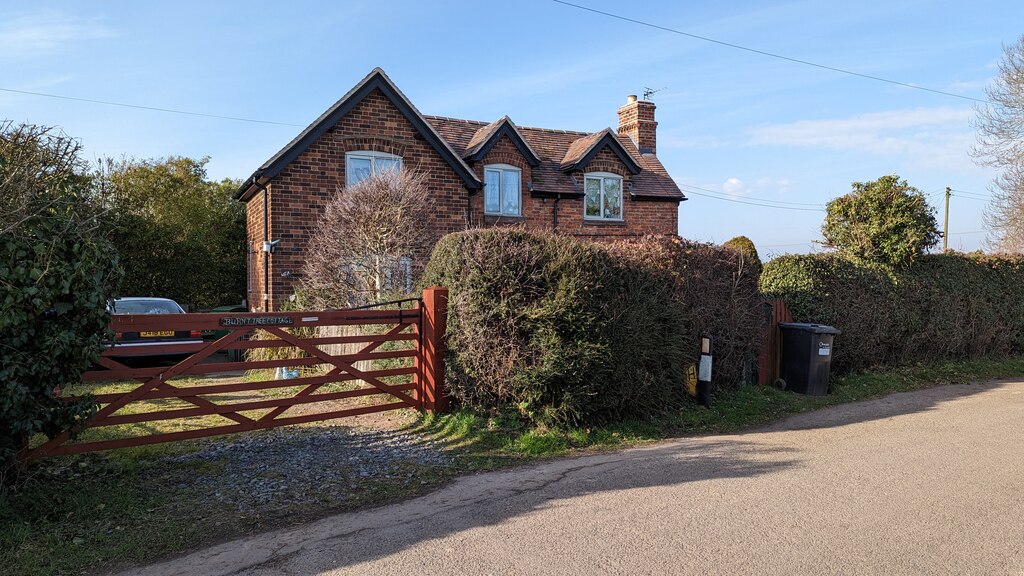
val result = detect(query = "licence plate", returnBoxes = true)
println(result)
[141,331,175,337]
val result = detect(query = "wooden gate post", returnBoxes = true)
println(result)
[419,286,449,412]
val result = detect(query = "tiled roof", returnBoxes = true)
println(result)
[464,117,505,155]
[561,130,609,169]
[424,116,684,200]
[560,128,640,175]
[463,116,541,167]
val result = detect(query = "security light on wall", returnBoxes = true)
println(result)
[262,239,280,253]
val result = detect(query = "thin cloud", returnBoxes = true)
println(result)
[0,11,113,60]
[755,177,795,194]
[747,107,980,172]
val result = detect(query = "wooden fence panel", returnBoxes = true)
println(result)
[758,300,793,386]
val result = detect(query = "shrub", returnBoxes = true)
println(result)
[420,230,763,425]
[302,168,433,308]
[606,236,763,391]
[723,235,763,275]
[1,123,121,479]
[821,175,940,268]
[761,252,1024,374]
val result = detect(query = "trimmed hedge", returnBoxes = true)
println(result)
[420,229,762,425]
[760,252,1024,374]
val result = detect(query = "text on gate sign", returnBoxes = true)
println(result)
[219,316,295,327]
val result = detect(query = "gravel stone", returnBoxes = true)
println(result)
[161,426,451,514]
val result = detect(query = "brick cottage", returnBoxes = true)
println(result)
[237,68,686,310]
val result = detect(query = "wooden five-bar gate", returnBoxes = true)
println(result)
[26,287,449,461]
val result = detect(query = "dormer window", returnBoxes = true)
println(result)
[484,164,521,216]
[346,151,402,186]
[584,172,623,221]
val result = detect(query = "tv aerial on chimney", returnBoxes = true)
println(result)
[642,86,666,101]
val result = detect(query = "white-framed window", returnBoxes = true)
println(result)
[484,164,522,216]
[345,151,402,186]
[584,172,624,221]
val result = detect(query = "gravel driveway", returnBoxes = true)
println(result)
[158,424,451,516]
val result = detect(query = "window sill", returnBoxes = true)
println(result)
[582,218,627,226]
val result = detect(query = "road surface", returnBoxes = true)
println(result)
[129,380,1024,575]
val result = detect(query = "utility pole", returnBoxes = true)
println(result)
[943,187,951,252]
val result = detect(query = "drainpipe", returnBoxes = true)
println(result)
[552,195,560,229]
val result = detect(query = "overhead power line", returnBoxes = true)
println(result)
[681,188,826,211]
[951,189,993,200]
[551,0,989,105]
[954,194,991,203]
[677,183,826,211]
[679,183,824,206]
[761,241,818,248]
[0,87,303,127]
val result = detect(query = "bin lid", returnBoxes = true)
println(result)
[778,322,841,335]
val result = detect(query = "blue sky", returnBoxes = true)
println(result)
[3,0,1021,255]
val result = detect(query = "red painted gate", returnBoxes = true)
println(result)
[26,287,448,461]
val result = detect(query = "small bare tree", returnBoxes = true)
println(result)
[302,167,434,309]
[973,36,1024,253]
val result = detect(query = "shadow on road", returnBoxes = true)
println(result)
[209,438,802,574]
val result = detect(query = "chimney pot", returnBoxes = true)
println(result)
[626,94,637,103]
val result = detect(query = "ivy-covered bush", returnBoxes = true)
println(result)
[723,235,763,275]
[1,123,121,479]
[761,252,1024,374]
[420,229,762,425]
[821,175,940,268]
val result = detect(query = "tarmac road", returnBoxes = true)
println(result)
[130,380,1024,576]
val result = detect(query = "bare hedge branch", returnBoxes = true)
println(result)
[301,167,434,308]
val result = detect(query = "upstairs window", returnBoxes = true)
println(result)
[484,164,522,216]
[346,151,402,186]
[584,172,623,221]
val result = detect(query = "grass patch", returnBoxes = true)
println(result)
[5,356,1024,576]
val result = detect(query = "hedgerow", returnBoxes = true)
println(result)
[420,229,762,425]
[760,252,1024,374]
[1,123,121,480]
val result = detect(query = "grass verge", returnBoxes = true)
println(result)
[407,356,1024,468]
[3,356,1024,576]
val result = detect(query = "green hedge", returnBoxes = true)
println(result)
[420,230,763,425]
[760,252,1024,374]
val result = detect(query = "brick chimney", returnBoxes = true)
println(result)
[617,94,658,155]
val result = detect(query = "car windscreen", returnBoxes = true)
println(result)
[112,300,183,314]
